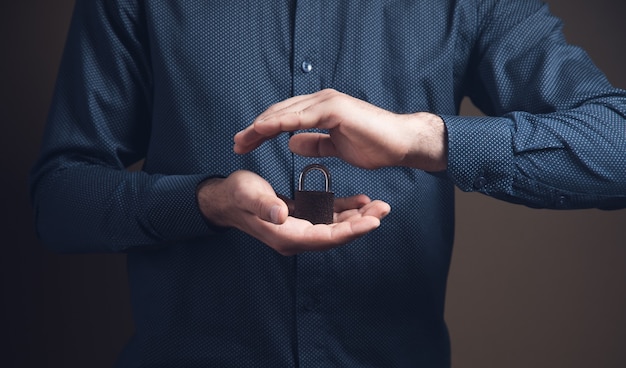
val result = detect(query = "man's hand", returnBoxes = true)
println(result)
[234,89,448,172]
[197,170,390,256]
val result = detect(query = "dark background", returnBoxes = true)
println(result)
[1,1,625,367]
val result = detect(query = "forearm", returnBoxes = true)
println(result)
[30,163,213,253]
[443,95,626,209]
[440,0,626,209]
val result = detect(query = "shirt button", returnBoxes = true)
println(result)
[473,176,487,190]
[301,61,313,73]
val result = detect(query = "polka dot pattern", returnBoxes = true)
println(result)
[445,1,626,210]
[30,0,626,367]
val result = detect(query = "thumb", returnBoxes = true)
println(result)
[289,133,337,157]
[255,194,289,224]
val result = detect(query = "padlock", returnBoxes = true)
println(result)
[293,164,334,224]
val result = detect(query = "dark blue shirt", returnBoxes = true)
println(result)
[31,0,626,366]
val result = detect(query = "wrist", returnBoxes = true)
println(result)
[401,112,448,171]
[196,176,231,230]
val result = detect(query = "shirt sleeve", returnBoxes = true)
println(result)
[443,0,626,210]
[29,0,216,253]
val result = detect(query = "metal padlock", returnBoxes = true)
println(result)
[293,164,334,224]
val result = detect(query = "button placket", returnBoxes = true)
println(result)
[291,2,328,366]
[292,0,321,96]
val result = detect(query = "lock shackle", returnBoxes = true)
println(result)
[298,164,331,192]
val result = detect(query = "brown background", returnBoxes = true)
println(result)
[1,0,624,367]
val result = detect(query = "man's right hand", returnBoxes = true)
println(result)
[196,170,390,256]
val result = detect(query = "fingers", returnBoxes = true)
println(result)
[247,195,390,256]
[334,194,372,212]
[254,89,339,133]
[253,93,315,122]
[335,199,391,223]
[253,215,382,256]
[339,216,382,240]
[358,200,391,219]
[233,126,280,154]
[234,89,342,154]
[288,132,339,158]
[303,209,388,248]
[208,171,390,257]
[334,195,391,219]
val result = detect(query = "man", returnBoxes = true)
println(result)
[30,0,626,366]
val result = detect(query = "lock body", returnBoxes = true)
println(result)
[293,164,334,224]
[294,190,334,224]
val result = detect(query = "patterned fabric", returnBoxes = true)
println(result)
[30,0,626,367]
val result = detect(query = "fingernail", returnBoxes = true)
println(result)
[270,205,281,224]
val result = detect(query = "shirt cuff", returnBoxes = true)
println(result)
[145,174,221,242]
[441,115,515,195]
